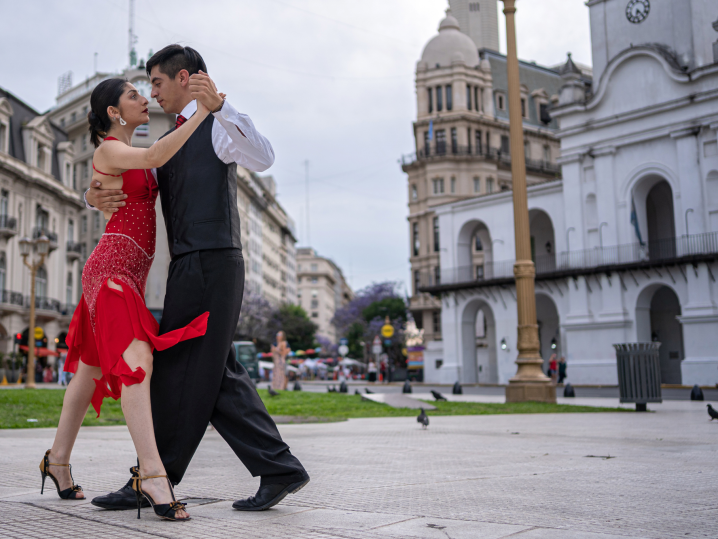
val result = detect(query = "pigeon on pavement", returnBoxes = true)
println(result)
[268,387,279,397]
[431,390,447,402]
[417,408,429,429]
[365,388,374,394]
[708,404,718,420]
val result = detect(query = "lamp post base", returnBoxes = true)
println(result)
[506,381,556,403]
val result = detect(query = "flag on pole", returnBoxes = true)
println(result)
[630,198,645,246]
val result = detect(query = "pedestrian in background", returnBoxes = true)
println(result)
[367,360,377,382]
[57,353,67,386]
[548,354,558,384]
[558,357,567,384]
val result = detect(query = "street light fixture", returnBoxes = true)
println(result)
[500,0,555,403]
[19,236,50,389]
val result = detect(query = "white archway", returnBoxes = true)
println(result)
[536,293,560,371]
[456,219,492,281]
[529,209,556,273]
[635,283,684,385]
[461,298,498,384]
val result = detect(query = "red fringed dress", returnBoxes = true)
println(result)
[65,137,209,417]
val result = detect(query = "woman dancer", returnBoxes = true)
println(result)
[39,78,214,521]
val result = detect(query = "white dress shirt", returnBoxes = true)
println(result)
[84,99,274,209]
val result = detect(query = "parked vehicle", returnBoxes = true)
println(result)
[233,341,259,380]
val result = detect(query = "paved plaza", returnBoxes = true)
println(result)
[0,399,716,538]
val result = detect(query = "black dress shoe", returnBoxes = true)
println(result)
[232,477,309,511]
[91,477,151,510]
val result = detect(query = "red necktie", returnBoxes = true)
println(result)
[175,115,186,130]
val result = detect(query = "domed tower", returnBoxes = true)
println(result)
[402,9,564,347]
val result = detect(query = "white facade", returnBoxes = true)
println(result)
[425,0,718,387]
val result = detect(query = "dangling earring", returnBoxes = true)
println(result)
[119,116,127,126]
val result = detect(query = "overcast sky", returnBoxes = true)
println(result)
[0,0,591,293]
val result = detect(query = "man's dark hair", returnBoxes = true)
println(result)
[146,45,207,80]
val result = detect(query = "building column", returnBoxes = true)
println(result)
[556,154,585,256]
[593,147,619,247]
[671,128,705,236]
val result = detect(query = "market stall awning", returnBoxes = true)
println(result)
[19,345,59,357]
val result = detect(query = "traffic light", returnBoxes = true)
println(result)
[14,333,21,345]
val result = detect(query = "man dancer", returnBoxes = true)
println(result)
[86,44,309,511]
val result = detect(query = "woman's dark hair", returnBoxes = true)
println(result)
[145,44,207,80]
[87,78,127,148]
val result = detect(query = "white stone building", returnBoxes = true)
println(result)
[418,0,718,387]
[0,87,85,354]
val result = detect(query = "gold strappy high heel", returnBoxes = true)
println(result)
[39,450,84,499]
[131,473,190,521]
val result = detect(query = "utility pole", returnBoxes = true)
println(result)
[501,0,555,403]
[304,160,310,246]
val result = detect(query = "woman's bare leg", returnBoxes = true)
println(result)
[47,360,103,497]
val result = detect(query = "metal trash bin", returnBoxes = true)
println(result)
[613,343,662,411]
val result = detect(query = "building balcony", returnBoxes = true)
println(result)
[66,241,82,261]
[0,290,25,311]
[32,227,59,251]
[0,215,18,239]
[401,145,562,178]
[418,233,718,294]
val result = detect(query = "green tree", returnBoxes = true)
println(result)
[270,304,318,351]
[362,297,407,324]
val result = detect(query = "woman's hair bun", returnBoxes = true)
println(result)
[87,78,127,148]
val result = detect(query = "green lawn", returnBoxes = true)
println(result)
[0,388,628,429]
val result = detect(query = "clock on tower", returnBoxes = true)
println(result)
[626,0,650,24]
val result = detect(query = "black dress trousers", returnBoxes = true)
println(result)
[150,248,308,486]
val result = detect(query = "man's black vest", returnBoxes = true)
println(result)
[156,114,242,259]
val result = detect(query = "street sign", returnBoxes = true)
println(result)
[372,335,382,355]
[381,324,394,338]
[339,338,348,346]
[34,327,44,340]
[338,344,349,356]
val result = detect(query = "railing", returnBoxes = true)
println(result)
[32,227,58,244]
[66,241,83,256]
[401,145,561,176]
[416,233,718,290]
[0,290,24,306]
[0,215,17,231]
[27,296,62,313]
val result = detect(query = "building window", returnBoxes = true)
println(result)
[36,206,49,232]
[412,222,420,256]
[81,135,87,152]
[68,219,74,242]
[36,266,47,298]
[501,135,510,154]
[93,211,100,230]
[450,127,457,154]
[414,270,420,294]
[466,85,471,111]
[486,177,494,194]
[0,123,7,153]
[521,98,527,118]
[311,312,318,318]
[497,94,505,110]
[524,140,530,160]
[423,131,430,155]
[411,184,418,201]
[66,273,73,305]
[310,263,318,272]
[445,84,453,111]
[435,129,446,154]
[432,310,441,334]
[486,131,491,152]
[70,112,76,123]
[0,253,5,292]
[476,265,484,280]
[436,86,443,112]
[311,299,318,309]
[475,86,480,111]
[543,144,551,162]
[475,130,482,154]
[427,87,433,113]
[311,276,318,284]
[467,127,472,153]
[540,103,551,124]
[0,190,8,218]
[432,178,444,195]
[450,177,456,194]
[433,217,440,252]
[81,215,87,233]
[475,235,483,251]
[473,177,481,193]
[434,266,441,286]
[311,289,318,298]
[469,2,480,11]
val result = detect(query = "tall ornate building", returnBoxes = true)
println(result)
[0,87,85,353]
[419,0,718,387]
[402,10,564,345]
[448,0,499,52]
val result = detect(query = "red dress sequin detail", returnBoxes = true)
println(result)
[65,138,209,416]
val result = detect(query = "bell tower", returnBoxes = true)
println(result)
[448,0,500,51]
